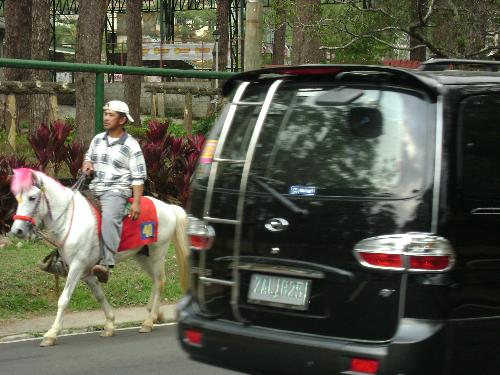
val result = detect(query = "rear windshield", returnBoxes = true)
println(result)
[198,81,433,198]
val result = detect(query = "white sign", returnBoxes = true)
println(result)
[142,43,214,61]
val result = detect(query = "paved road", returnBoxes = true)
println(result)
[0,323,246,375]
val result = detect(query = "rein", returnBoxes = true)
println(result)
[13,173,86,248]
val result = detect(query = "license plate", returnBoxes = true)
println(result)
[248,274,311,310]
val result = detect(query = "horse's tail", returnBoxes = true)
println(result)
[170,204,190,293]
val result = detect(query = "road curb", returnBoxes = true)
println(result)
[0,304,177,343]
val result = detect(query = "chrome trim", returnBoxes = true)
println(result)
[203,216,240,225]
[197,82,250,317]
[264,217,290,232]
[232,79,284,322]
[203,81,250,220]
[431,96,444,233]
[471,208,500,215]
[232,101,265,106]
[212,158,245,163]
[199,276,235,286]
[234,262,325,279]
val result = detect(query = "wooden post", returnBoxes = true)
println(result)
[244,0,263,71]
[6,94,17,151]
[49,95,58,124]
[151,93,157,118]
[183,92,193,134]
[157,93,165,117]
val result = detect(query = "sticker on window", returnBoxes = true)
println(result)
[289,186,316,196]
[199,140,218,164]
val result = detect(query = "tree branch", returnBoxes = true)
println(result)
[421,0,436,25]
[466,46,500,58]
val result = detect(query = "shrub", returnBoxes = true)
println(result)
[28,121,86,179]
[141,120,205,205]
[193,113,217,135]
[65,140,86,179]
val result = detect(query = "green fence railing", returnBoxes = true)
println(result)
[0,58,236,133]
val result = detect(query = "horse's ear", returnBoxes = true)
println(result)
[31,170,41,188]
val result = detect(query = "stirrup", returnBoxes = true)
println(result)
[37,249,68,277]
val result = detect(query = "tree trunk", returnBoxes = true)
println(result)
[216,0,230,71]
[3,0,32,130]
[408,0,427,61]
[124,0,143,125]
[75,0,107,142]
[292,0,322,65]
[31,0,51,129]
[272,0,287,65]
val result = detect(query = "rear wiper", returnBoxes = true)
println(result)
[250,175,309,216]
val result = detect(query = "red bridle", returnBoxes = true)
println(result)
[12,214,36,225]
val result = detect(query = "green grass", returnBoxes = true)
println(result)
[0,240,182,322]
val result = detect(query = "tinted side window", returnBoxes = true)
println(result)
[461,94,500,200]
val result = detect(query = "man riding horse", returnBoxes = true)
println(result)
[82,100,147,283]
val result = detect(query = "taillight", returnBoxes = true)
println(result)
[358,252,403,270]
[183,329,203,346]
[350,357,379,374]
[187,216,215,251]
[354,233,454,272]
[408,254,450,271]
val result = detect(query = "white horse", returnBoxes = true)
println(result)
[9,168,189,347]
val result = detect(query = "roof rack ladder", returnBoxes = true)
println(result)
[229,79,284,323]
[196,80,284,321]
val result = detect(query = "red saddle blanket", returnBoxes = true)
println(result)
[92,196,159,252]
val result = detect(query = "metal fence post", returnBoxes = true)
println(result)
[95,72,104,134]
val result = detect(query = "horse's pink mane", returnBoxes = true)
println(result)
[11,168,66,195]
[11,168,34,195]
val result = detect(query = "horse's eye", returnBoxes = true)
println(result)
[28,196,37,201]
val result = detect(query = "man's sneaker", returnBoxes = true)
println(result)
[91,264,110,283]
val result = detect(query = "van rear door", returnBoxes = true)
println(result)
[189,77,435,341]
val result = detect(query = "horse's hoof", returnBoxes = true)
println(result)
[40,337,56,347]
[100,330,114,337]
[139,325,153,333]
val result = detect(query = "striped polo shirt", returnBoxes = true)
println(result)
[84,131,147,196]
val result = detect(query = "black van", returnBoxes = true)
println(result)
[177,60,500,375]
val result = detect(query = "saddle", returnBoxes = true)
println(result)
[84,193,159,252]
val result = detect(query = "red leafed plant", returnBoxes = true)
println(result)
[29,121,73,176]
[141,120,205,205]
[65,140,86,179]
[27,121,86,180]
[0,155,36,233]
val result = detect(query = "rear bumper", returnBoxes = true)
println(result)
[177,296,448,375]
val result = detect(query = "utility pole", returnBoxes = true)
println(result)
[244,0,262,71]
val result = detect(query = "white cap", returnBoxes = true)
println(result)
[103,100,134,122]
